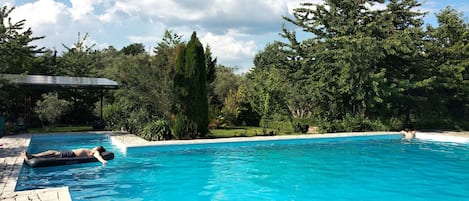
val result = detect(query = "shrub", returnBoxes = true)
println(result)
[340,114,388,132]
[102,103,125,130]
[171,114,198,139]
[140,120,172,141]
[316,114,388,133]
[294,123,309,133]
[91,120,106,130]
[34,93,72,129]
[236,102,261,126]
[386,117,404,131]
[260,119,294,132]
[316,117,337,133]
[293,118,315,133]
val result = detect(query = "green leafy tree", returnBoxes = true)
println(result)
[34,93,72,129]
[55,33,102,124]
[280,0,429,131]
[30,49,58,75]
[245,67,290,121]
[173,32,208,138]
[212,65,241,108]
[101,30,182,137]
[375,0,427,127]
[221,86,246,125]
[120,43,146,55]
[423,7,469,128]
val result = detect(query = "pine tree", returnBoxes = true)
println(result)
[172,32,208,138]
[0,6,44,74]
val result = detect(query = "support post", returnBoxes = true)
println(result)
[100,89,104,120]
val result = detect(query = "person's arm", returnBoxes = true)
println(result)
[93,151,108,165]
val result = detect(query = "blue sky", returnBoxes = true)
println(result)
[3,0,468,73]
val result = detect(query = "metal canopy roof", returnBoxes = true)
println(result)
[1,74,119,89]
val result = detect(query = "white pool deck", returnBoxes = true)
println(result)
[1,131,468,201]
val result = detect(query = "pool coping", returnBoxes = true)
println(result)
[109,132,403,151]
[1,131,468,201]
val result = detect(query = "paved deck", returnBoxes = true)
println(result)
[0,134,71,201]
[1,131,468,201]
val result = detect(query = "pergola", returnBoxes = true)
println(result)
[1,74,119,89]
[1,74,119,121]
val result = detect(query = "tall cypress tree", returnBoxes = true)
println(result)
[173,32,208,138]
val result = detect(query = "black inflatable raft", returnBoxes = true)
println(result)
[24,151,114,168]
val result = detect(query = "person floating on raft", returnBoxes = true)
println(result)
[22,146,109,166]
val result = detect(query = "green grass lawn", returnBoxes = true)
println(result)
[210,126,298,138]
[25,125,300,138]
[27,125,96,134]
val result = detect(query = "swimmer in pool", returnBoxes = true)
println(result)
[401,128,416,140]
[22,146,108,165]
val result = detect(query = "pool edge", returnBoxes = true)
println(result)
[0,134,73,201]
[112,132,403,149]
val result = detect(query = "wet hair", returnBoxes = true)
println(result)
[96,146,106,153]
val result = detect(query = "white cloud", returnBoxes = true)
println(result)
[1,1,14,7]
[100,0,290,34]
[5,0,292,71]
[287,0,323,14]
[69,0,96,21]
[9,0,68,28]
[201,30,257,72]
[7,0,462,73]
[128,35,162,44]
[365,1,387,11]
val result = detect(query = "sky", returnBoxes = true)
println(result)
[2,0,468,73]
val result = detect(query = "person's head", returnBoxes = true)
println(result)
[93,146,106,153]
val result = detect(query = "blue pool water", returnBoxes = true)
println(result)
[16,134,469,200]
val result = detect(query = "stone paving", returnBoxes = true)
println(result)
[1,130,468,201]
[0,134,71,201]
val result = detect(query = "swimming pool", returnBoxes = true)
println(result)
[16,133,469,200]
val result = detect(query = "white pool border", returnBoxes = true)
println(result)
[415,132,469,143]
[110,131,469,150]
[110,132,404,150]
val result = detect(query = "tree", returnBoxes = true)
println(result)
[58,32,97,77]
[54,33,101,124]
[375,0,427,127]
[0,5,44,122]
[245,67,290,121]
[423,7,469,126]
[173,32,208,138]
[120,43,146,55]
[205,44,217,105]
[0,6,44,74]
[34,93,72,129]
[211,65,240,108]
[246,42,300,131]
[101,30,183,137]
[221,86,246,125]
[279,0,428,131]
[205,44,217,85]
